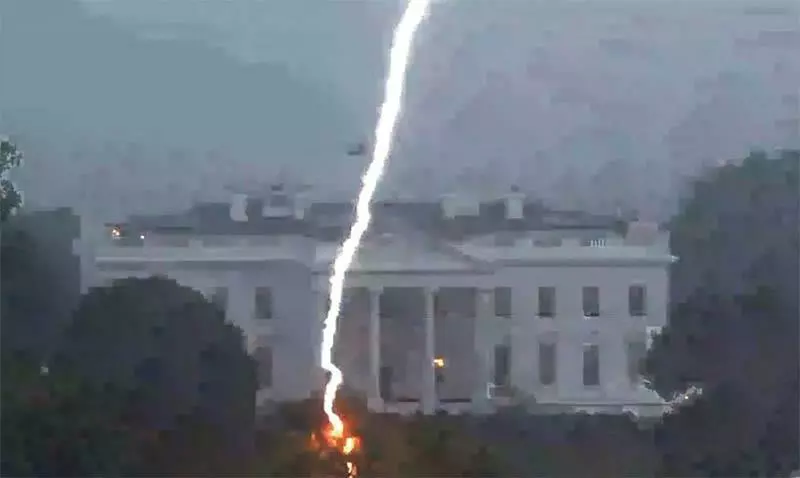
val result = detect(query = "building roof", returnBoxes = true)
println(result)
[116,197,626,241]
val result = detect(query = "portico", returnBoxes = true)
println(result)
[316,272,501,414]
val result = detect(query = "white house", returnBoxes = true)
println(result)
[75,183,674,416]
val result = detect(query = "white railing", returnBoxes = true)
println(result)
[94,243,312,263]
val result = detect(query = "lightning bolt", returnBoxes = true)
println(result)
[320,0,432,439]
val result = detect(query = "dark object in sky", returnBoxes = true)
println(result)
[347,142,368,156]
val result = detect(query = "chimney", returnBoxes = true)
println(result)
[504,186,525,220]
[441,193,458,219]
[293,185,311,220]
[262,183,292,218]
[230,193,248,222]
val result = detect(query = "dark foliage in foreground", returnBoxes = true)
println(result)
[2,151,798,476]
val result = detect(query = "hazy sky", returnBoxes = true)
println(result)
[2,0,798,219]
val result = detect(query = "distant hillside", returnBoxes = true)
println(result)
[0,0,358,217]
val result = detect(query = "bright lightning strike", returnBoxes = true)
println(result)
[320,0,432,441]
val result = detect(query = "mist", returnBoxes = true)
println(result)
[1,0,798,220]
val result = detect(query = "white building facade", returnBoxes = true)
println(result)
[76,185,674,416]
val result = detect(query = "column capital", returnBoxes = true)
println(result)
[368,286,384,296]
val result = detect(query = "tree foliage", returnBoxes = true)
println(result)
[1,210,80,364]
[646,149,799,476]
[54,276,257,475]
[252,394,512,477]
[2,150,797,477]
[0,138,23,222]
[3,276,257,476]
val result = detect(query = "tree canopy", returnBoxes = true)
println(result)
[0,138,23,222]
[3,276,257,476]
[1,149,797,477]
[646,149,799,476]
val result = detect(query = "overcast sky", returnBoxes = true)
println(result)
[2,0,798,219]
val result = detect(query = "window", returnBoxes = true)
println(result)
[493,344,511,387]
[434,288,477,319]
[626,341,647,384]
[379,288,415,319]
[210,287,228,317]
[582,344,600,387]
[379,366,394,401]
[494,287,512,318]
[629,285,647,316]
[582,286,600,317]
[254,287,273,319]
[538,342,556,386]
[538,286,556,318]
[435,359,445,391]
[254,346,273,388]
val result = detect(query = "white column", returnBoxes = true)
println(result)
[368,287,383,411]
[472,288,494,410]
[421,287,437,414]
[314,285,328,394]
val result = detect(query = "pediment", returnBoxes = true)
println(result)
[316,233,492,273]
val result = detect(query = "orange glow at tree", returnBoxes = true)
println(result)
[310,421,362,478]
[317,0,432,476]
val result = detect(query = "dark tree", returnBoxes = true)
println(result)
[0,138,23,222]
[1,209,81,364]
[52,276,257,476]
[646,150,799,476]
[1,358,135,477]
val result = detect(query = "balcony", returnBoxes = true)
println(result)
[458,237,676,266]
